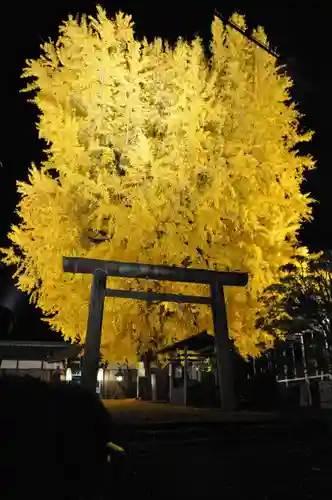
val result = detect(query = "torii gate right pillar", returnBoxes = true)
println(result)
[210,279,237,411]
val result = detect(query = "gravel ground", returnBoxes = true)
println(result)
[129,441,330,499]
[105,401,332,499]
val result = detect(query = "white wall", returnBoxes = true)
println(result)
[0,360,63,370]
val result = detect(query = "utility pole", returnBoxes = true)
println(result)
[215,9,316,98]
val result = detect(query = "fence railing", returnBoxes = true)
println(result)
[276,372,332,385]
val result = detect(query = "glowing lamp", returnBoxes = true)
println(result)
[65,367,72,382]
[115,369,124,382]
[97,368,104,382]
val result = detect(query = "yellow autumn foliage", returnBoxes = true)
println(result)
[0,7,315,363]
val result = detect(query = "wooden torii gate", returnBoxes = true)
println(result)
[63,257,248,410]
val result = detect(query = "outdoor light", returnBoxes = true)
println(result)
[115,369,124,382]
[97,368,104,382]
[65,367,72,382]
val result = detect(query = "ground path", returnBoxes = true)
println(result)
[102,400,332,499]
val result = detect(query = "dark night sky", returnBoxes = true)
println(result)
[0,3,330,339]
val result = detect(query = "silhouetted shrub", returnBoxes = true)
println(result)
[0,375,117,499]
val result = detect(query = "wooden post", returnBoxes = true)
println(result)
[151,373,157,402]
[300,333,312,407]
[210,280,237,411]
[136,367,140,399]
[183,347,188,406]
[81,269,107,394]
[169,359,174,403]
[143,351,152,400]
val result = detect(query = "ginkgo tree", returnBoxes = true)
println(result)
[0,6,315,363]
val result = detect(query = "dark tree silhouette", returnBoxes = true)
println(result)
[259,251,332,365]
[0,375,125,499]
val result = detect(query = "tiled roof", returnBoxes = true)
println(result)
[157,331,214,354]
[0,341,82,362]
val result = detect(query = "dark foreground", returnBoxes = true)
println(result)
[122,422,331,499]
[1,376,331,499]
[108,401,332,499]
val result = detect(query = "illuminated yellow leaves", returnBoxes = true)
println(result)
[0,7,315,362]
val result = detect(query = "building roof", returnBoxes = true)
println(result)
[0,341,82,362]
[157,331,215,354]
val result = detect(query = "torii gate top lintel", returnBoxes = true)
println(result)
[63,256,248,287]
